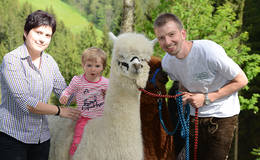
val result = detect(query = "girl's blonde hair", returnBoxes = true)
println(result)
[81,47,107,69]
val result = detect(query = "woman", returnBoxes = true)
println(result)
[0,10,80,160]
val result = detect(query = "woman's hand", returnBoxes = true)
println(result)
[59,107,81,120]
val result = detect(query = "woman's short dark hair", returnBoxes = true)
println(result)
[23,10,56,41]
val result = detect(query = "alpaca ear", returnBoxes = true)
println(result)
[151,38,158,46]
[109,32,118,42]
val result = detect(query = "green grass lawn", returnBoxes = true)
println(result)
[19,0,96,34]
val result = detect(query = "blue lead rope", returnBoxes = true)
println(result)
[158,91,190,160]
[149,68,161,88]
[158,98,179,135]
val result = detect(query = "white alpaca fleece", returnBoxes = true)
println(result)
[48,32,155,160]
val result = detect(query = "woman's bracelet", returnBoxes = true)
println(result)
[55,106,61,116]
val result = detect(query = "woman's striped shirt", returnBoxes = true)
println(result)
[0,44,67,144]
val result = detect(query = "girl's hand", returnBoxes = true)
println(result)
[59,96,69,105]
[101,89,106,97]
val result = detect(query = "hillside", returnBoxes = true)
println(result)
[19,0,102,36]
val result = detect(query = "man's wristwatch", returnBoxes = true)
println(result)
[204,93,211,105]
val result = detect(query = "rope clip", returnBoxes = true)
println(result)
[157,91,163,104]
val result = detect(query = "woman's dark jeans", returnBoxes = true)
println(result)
[0,132,50,160]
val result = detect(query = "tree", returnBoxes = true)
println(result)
[0,0,30,60]
[243,0,260,106]
[120,0,135,33]
[99,24,112,77]
[47,20,80,84]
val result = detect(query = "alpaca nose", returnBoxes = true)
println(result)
[131,57,142,69]
[133,63,143,70]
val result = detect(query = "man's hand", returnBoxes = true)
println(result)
[181,92,192,106]
[187,93,205,108]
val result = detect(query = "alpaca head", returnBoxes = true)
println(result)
[147,56,169,92]
[141,56,169,106]
[109,32,157,89]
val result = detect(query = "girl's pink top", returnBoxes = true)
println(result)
[61,75,109,118]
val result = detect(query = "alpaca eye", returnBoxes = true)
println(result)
[143,59,149,63]
[118,55,124,60]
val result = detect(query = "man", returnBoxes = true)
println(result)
[153,13,248,160]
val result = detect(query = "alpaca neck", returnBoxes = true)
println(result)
[103,76,141,123]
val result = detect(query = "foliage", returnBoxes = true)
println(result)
[243,0,260,55]
[19,0,102,35]
[251,147,260,160]
[0,0,24,59]
[242,0,260,112]
[61,0,123,33]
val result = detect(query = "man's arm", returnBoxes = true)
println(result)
[208,71,248,102]
[188,71,248,108]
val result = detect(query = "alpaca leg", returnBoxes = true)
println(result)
[48,116,76,160]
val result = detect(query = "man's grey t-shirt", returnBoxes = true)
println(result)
[162,40,242,117]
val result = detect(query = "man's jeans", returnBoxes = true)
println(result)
[189,115,238,160]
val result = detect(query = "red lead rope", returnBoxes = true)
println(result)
[194,108,199,160]
[138,88,184,98]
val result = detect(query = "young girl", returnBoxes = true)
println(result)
[59,47,109,159]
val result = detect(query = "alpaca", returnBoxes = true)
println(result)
[141,56,176,160]
[48,32,156,160]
